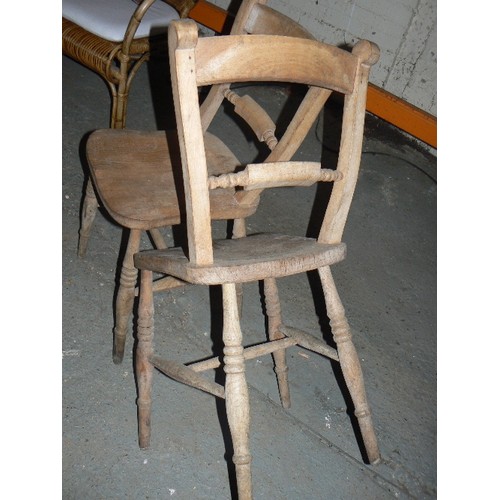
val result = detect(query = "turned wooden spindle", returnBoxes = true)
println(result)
[223,88,278,150]
[208,162,342,190]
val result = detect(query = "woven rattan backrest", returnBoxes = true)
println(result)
[169,19,379,266]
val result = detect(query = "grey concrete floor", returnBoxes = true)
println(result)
[62,45,436,499]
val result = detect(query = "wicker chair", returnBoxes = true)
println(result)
[62,0,197,257]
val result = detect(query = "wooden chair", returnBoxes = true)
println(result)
[85,0,317,365]
[133,18,381,499]
[63,0,198,257]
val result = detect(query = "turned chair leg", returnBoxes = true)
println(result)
[263,278,291,409]
[113,229,141,364]
[222,283,253,500]
[318,266,381,465]
[78,179,99,258]
[137,269,155,449]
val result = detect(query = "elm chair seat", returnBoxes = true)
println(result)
[86,129,253,229]
[136,234,347,285]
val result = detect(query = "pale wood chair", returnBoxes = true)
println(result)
[85,0,317,364]
[63,0,198,257]
[133,18,381,499]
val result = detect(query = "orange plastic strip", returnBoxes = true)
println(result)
[190,2,437,149]
[188,0,232,33]
[366,84,437,148]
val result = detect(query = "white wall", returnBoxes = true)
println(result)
[209,0,436,117]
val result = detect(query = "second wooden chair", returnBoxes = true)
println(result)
[85,0,318,364]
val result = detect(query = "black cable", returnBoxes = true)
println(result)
[361,151,437,184]
[315,119,437,184]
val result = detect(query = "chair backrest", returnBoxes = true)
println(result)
[169,18,379,266]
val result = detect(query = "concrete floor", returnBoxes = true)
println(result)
[62,44,436,499]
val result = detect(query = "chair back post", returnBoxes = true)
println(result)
[318,40,380,245]
[169,20,214,266]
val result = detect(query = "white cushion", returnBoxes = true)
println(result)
[62,0,180,42]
